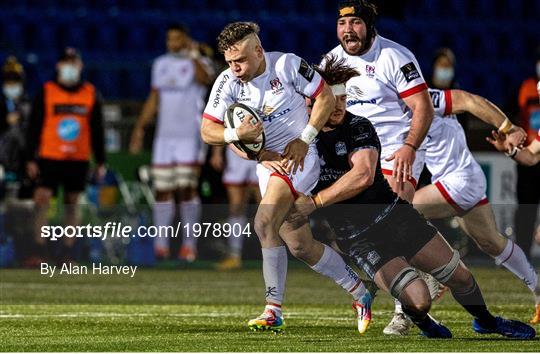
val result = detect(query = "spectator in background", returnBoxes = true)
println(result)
[25,47,106,266]
[513,47,540,258]
[129,23,214,262]
[0,56,31,186]
[428,47,473,131]
[429,47,457,90]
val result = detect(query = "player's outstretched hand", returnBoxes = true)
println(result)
[486,130,507,152]
[237,117,263,143]
[506,126,527,149]
[281,138,308,174]
[385,144,415,184]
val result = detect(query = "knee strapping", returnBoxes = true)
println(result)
[430,249,460,283]
[389,267,420,299]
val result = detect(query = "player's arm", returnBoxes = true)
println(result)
[387,89,433,183]
[201,116,262,146]
[314,148,378,207]
[129,89,158,154]
[402,90,434,150]
[450,89,526,147]
[514,140,540,166]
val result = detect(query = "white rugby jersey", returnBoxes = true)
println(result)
[203,52,324,153]
[326,35,428,147]
[424,88,477,180]
[151,53,212,139]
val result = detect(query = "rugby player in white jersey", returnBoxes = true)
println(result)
[416,88,540,325]
[201,22,373,334]
[325,0,435,334]
[210,145,260,270]
[130,24,214,261]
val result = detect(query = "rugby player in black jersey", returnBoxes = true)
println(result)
[290,55,536,339]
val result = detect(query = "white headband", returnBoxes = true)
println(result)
[331,84,346,96]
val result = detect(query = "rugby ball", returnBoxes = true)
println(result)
[225,103,266,157]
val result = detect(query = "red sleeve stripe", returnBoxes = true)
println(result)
[399,83,428,99]
[202,112,224,125]
[536,132,540,142]
[311,78,325,99]
[443,89,453,115]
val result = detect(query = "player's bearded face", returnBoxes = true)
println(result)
[337,17,368,56]
[327,95,347,127]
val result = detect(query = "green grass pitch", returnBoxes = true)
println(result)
[1,264,539,351]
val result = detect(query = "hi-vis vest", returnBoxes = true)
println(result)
[39,81,95,161]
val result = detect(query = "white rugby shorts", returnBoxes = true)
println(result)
[425,120,488,213]
[223,148,258,186]
[256,147,320,198]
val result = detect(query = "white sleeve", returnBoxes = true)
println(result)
[150,59,159,89]
[202,70,234,125]
[277,53,325,98]
[387,47,427,99]
[427,88,451,116]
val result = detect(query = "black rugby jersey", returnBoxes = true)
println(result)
[312,112,399,240]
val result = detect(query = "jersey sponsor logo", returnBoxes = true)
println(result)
[335,141,347,156]
[347,98,377,107]
[365,65,375,78]
[299,59,315,82]
[347,86,365,99]
[269,77,285,95]
[429,90,441,108]
[54,104,89,115]
[400,62,420,82]
[212,74,229,108]
[57,117,81,142]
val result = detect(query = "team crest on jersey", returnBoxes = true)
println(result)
[270,77,284,95]
[367,250,380,265]
[365,65,375,78]
[335,141,347,156]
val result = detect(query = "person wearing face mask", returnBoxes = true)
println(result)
[0,56,31,179]
[430,48,457,90]
[24,47,106,266]
[512,46,540,263]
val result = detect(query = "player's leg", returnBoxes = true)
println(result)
[460,203,540,324]
[280,215,372,334]
[151,166,175,260]
[176,166,201,262]
[216,184,248,270]
[151,139,176,259]
[410,232,536,339]
[32,186,53,263]
[413,184,459,219]
[248,176,294,332]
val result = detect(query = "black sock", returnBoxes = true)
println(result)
[451,277,496,328]
[402,306,432,331]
